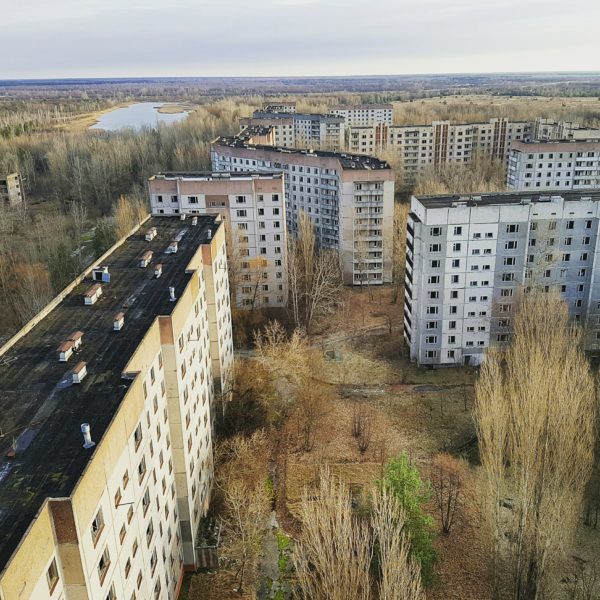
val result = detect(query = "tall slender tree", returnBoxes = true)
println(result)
[475,290,597,600]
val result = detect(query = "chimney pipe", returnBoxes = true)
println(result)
[81,423,95,449]
[169,286,176,302]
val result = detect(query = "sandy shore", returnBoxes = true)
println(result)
[156,102,195,114]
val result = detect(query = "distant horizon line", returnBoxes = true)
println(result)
[2,70,600,84]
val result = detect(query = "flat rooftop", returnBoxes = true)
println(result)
[511,139,600,151]
[237,124,273,139]
[0,215,219,572]
[213,137,391,171]
[150,171,283,182]
[414,190,600,209]
[252,110,344,122]
[330,103,393,110]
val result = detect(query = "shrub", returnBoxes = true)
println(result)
[378,453,437,586]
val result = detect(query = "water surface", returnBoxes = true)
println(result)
[90,102,189,131]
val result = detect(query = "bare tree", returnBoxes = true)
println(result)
[565,557,600,600]
[295,384,327,452]
[70,199,88,270]
[294,467,373,600]
[216,431,271,594]
[371,486,425,600]
[288,211,342,333]
[351,403,372,454]
[475,290,597,600]
[294,468,424,600]
[429,453,467,534]
[219,479,269,594]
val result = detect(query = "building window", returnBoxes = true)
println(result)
[150,549,158,575]
[138,456,147,483]
[134,424,142,450]
[125,558,132,579]
[91,508,104,546]
[46,558,59,593]
[98,548,110,584]
[146,520,154,546]
[142,488,150,515]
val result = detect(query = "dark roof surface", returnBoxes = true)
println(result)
[0,215,218,573]
[212,137,391,170]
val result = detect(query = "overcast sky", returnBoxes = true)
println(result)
[1,0,599,79]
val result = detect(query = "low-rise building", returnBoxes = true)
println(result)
[149,171,288,309]
[330,103,393,126]
[507,140,600,191]
[0,216,233,600]
[0,173,24,206]
[211,137,395,285]
[404,191,600,366]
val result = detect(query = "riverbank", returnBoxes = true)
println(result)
[58,102,133,132]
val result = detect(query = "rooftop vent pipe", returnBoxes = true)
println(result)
[81,423,95,449]
[169,286,176,302]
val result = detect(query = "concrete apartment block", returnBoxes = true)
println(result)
[0,216,234,600]
[241,111,345,151]
[532,118,600,142]
[507,140,600,191]
[149,171,288,309]
[211,137,395,285]
[349,118,531,181]
[0,173,24,206]
[404,191,600,366]
[330,104,393,126]
[263,101,296,114]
